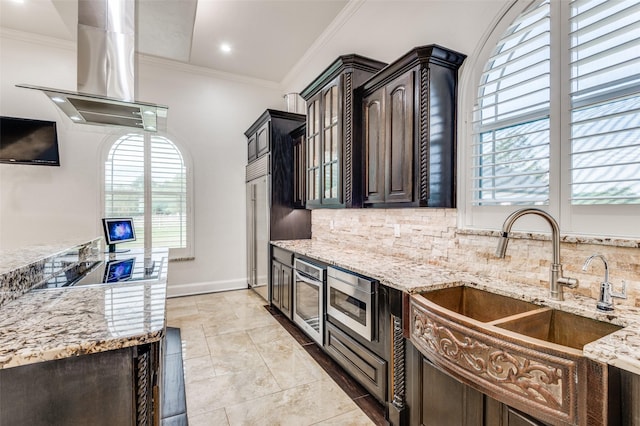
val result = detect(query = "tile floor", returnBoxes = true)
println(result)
[166,289,376,426]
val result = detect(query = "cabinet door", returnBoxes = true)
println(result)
[421,357,483,426]
[305,79,342,207]
[384,71,414,204]
[306,96,322,206]
[293,133,306,209]
[363,89,385,204]
[256,121,270,158]
[281,265,292,318]
[321,82,341,205]
[248,133,257,162]
[271,261,281,308]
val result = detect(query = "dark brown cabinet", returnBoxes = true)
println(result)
[291,124,306,209]
[300,55,387,208]
[247,118,271,162]
[270,246,294,319]
[0,343,160,426]
[245,110,310,303]
[408,345,550,426]
[361,45,466,208]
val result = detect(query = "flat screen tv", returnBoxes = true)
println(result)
[103,258,136,283]
[0,116,60,166]
[102,217,136,253]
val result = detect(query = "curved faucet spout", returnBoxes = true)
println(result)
[496,208,560,263]
[495,208,577,301]
[582,254,609,283]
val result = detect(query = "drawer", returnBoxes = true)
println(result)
[272,246,293,266]
[325,322,387,403]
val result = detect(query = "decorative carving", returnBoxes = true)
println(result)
[419,65,429,203]
[410,300,578,424]
[344,72,353,206]
[391,314,406,410]
[136,347,150,426]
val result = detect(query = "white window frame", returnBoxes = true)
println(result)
[459,0,640,238]
[100,131,195,260]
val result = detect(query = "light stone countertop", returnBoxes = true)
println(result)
[272,239,640,375]
[0,247,168,369]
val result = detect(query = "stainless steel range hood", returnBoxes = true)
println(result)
[18,0,167,132]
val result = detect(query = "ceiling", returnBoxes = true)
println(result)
[0,0,349,83]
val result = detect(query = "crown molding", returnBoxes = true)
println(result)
[280,0,367,89]
[0,27,74,50]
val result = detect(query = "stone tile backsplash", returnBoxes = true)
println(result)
[312,209,640,307]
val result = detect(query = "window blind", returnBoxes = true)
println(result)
[105,134,146,248]
[105,134,187,251]
[569,0,640,204]
[150,136,187,248]
[472,0,551,205]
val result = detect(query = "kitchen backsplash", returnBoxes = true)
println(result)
[312,209,640,307]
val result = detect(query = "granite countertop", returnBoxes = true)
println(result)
[272,239,640,375]
[0,247,168,369]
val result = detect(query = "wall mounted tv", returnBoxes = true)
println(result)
[0,116,60,166]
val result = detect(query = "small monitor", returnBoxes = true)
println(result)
[103,258,135,283]
[102,217,136,253]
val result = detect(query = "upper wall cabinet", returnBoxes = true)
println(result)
[300,55,387,209]
[361,45,466,208]
[290,123,307,209]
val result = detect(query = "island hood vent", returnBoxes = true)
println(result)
[18,0,167,132]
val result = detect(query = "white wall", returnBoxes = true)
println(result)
[0,30,284,295]
[282,0,509,94]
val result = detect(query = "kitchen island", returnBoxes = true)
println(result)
[0,240,169,425]
[272,238,640,425]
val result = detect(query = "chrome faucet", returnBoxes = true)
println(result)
[495,208,578,301]
[582,254,627,311]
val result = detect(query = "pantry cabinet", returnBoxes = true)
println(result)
[300,54,387,208]
[361,45,466,208]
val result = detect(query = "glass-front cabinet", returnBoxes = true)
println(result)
[300,55,387,208]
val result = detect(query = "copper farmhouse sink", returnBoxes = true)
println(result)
[495,307,622,351]
[421,285,539,322]
[409,285,623,426]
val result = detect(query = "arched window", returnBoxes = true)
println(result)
[464,0,640,237]
[104,133,193,258]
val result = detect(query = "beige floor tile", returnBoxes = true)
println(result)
[262,346,326,390]
[205,330,255,357]
[166,291,376,425]
[311,409,376,426]
[210,347,268,376]
[183,354,217,384]
[202,312,278,336]
[180,333,210,360]
[224,378,358,426]
[187,408,229,426]
[185,365,282,415]
[246,323,298,346]
[166,296,199,309]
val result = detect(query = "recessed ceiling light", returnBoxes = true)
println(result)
[220,43,232,54]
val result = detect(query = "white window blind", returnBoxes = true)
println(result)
[472,0,551,205]
[569,0,640,204]
[105,133,188,253]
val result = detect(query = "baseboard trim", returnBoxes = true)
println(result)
[166,278,247,298]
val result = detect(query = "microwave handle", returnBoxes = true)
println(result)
[294,270,321,287]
